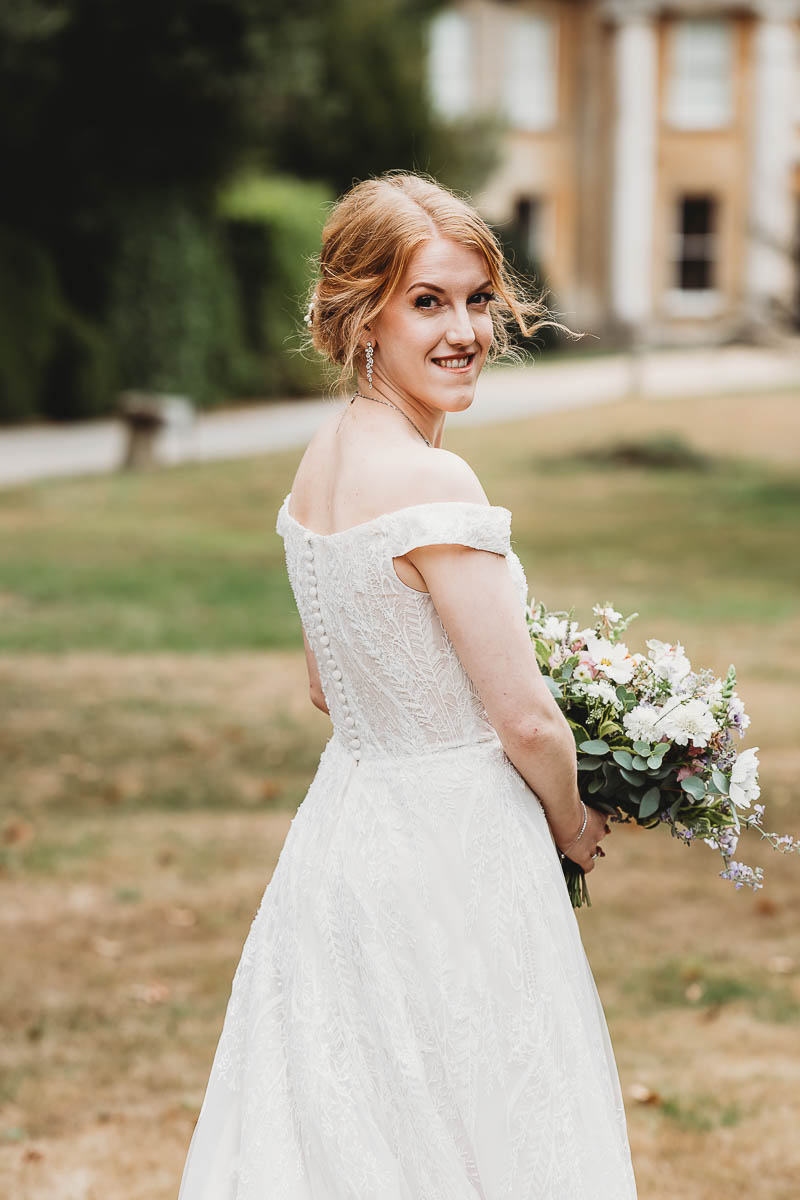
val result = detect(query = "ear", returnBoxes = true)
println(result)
[358,324,376,351]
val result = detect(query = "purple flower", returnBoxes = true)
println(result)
[719,860,764,891]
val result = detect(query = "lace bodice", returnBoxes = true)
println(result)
[276,492,529,761]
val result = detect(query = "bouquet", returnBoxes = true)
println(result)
[526,599,798,908]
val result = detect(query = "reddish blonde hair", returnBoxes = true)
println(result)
[305,170,576,387]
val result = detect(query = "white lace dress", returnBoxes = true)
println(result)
[177,493,639,1199]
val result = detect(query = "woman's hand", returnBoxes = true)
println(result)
[555,803,611,873]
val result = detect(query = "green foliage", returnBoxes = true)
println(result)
[218,174,333,395]
[106,190,252,408]
[0,227,61,423]
[0,0,272,230]
[680,775,706,801]
[40,306,116,421]
[579,739,610,755]
[639,787,661,819]
[271,0,445,194]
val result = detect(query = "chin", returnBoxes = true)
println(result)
[436,389,475,414]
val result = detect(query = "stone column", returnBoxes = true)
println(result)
[604,1,659,331]
[746,0,800,328]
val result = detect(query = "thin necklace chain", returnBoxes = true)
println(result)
[352,392,432,448]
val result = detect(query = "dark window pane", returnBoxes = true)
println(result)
[676,194,717,290]
[682,196,713,235]
[679,258,712,289]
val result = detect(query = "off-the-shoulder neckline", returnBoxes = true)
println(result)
[280,491,511,540]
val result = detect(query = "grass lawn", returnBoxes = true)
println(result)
[1,386,799,1198]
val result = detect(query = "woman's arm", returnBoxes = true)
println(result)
[303,627,330,715]
[405,540,606,873]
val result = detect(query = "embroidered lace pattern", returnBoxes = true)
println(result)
[177,493,638,1199]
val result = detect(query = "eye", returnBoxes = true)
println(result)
[469,291,495,306]
[414,294,440,309]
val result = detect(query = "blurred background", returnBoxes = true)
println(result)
[1,2,799,1198]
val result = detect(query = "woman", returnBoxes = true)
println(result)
[178,172,638,1198]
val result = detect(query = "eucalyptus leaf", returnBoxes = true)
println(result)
[632,755,649,771]
[633,740,651,755]
[544,677,563,700]
[577,756,605,770]
[587,777,605,794]
[620,767,643,786]
[612,749,633,770]
[578,739,610,755]
[711,769,729,795]
[639,787,661,819]
[680,775,706,800]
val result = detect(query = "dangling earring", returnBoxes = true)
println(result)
[365,340,374,391]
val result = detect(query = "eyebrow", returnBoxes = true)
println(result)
[406,279,493,294]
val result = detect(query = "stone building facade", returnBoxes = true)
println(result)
[428,0,800,342]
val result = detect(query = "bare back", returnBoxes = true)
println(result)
[286,400,489,593]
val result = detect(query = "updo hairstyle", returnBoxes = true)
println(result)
[303,171,576,389]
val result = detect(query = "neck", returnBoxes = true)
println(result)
[356,376,445,448]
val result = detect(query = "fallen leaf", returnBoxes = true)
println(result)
[629,1082,660,1105]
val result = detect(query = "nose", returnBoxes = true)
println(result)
[445,303,477,347]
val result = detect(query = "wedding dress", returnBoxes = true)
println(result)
[177,492,638,1199]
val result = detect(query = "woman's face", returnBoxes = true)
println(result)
[366,236,494,414]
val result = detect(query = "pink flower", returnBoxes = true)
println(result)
[576,651,597,678]
[676,763,702,781]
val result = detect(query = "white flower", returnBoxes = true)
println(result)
[542,615,569,641]
[593,603,622,623]
[659,694,719,748]
[584,634,635,684]
[727,693,751,731]
[623,702,664,744]
[646,638,692,686]
[582,680,624,711]
[729,746,760,809]
[573,661,594,684]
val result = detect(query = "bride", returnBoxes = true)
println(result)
[178,171,638,1198]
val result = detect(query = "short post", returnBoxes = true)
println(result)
[118,392,195,471]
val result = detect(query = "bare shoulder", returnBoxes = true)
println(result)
[397,446,491,508]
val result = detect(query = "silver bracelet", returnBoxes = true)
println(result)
[560,800,587,852]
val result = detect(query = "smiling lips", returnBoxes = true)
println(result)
[432,353,476,371]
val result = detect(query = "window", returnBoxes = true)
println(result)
[514,196,544,267]
[427,11,473,120]
[502,14,557,131]
[675,195,717,291]
[666,19,734,129]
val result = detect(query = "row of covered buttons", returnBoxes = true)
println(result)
[303,533,361,761]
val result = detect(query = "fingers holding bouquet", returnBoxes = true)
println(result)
[556,801,611,873]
